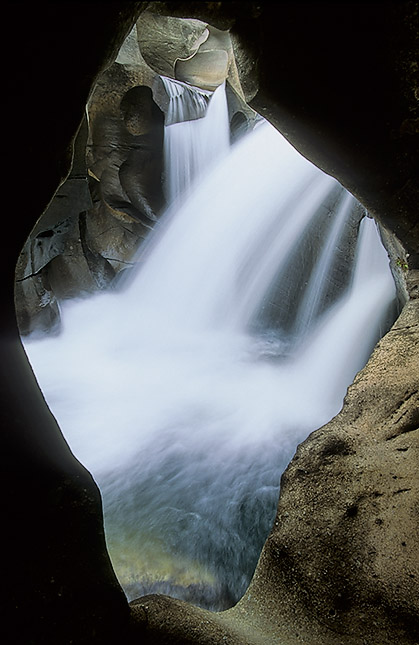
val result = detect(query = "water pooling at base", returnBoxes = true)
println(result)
[23,83,398,610]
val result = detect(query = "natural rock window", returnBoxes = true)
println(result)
[18,9,401,614]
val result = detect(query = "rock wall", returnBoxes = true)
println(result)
[5,8,144,643]
[4,3,418,644]
[15,15,254,335]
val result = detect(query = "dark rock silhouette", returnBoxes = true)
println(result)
[4,3,418,643]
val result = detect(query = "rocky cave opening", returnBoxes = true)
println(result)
[13,6,417,642]
[6,2,419,645]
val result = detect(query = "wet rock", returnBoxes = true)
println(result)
[15,269,61,336]
[82,196,149,275]
[16,30,166,334]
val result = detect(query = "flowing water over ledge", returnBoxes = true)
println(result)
[23,82,398,610]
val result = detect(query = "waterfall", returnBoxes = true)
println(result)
[294,190,355,337]
[23,81,397,611]
[161,77,230,203]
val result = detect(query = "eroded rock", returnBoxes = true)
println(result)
[15,14,255,335]
[6,3,419,644]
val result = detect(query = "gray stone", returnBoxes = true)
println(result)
[136,10,209,79]
[15,269,60,336]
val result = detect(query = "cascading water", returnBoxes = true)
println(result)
[23,80,397,610]
[160,77,230,203]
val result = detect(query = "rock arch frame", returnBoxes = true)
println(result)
[4,2,418,644]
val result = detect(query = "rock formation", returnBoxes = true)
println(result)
[4,2,418,644]
[15,11,253,334]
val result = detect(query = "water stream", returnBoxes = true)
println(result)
[23,80,397,610]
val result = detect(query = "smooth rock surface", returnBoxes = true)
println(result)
[15,13,254,334]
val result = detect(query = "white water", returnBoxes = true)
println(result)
[161,77,230,203]
[23,83,397,609]
[294,190,354,337]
